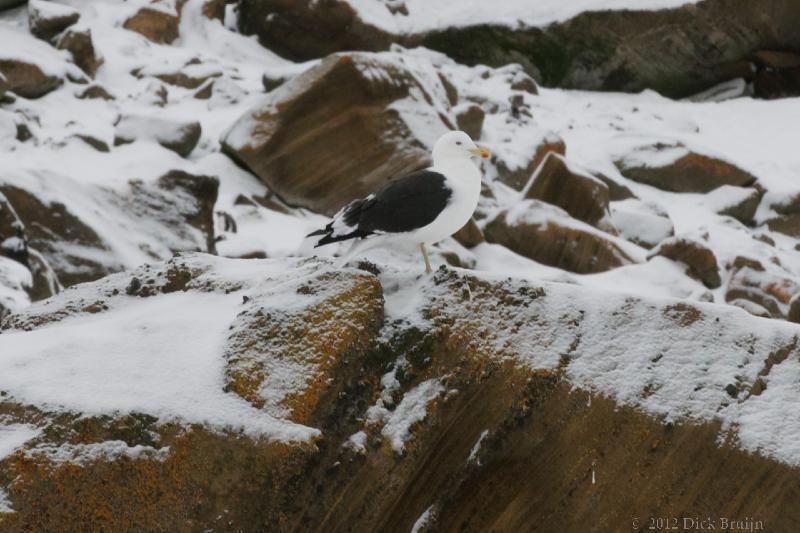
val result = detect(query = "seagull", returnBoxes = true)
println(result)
[308,131,490,273]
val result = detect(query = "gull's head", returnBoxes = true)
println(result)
[432,130,490,164]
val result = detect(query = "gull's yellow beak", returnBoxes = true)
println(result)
[469,147,491,160]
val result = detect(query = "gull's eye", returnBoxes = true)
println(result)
[456,141,462,145]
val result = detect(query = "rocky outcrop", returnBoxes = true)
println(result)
[495,133,566,191]
[1,255,799,531]
[523,153,609,227]
[237,0,800,98]
[222,51,453,216]
[237,0,392,61]
[0,171,218,288]
[617,145,757,194]
[484,201,633,274]
[123,7,179,44]
[649,237,721,289]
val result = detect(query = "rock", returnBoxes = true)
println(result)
[484,200,633,274]
[0,59,63,99]
[763,193,800,237]
[729,298,772,319]
[752,50,800,99]
[649,237,721,289]
[788,293,800,323]
[56,28,99,78]
[238,0,391,61]
[724,261,799,319]
[77,84,114,100]
[202,0,232,22]
[0,0,26,11]
[28,0,80,42]
[454,103,484,140]
[3,254,797,530]
[617,145,756,193]
[417,0,800,98]
[522,153,609,227]
[0,171,218,288]
[452,217,483,248]
[596,173,636,201]
[123,7,179,44]
[136,62,224,89]
[708,186,762,225]
[0,192,61,302]
[495,133,566,191]
[222,51,453,216]
[115,115,201,158]
[609,199,674,249]
[0,72,7,100]
[686,78,753,103]
[155,170,220,255]
[261,73,286,92]
[73,134,109,152]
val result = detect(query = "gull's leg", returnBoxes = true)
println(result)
[420,243,433,274]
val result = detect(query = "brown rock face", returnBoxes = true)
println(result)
[617,147,756,193]
[452,217,484,248]
[155,170,220,255]
[496,134,566,191]
[716,187,762,225]
[57,29,100,78]
[454,103,484,140]
[238,0,391,61]
[0,59,62,99]
[28,1,80,42]
[752,50,800,99]
[222,52,452,216]
[523,153,610,227]
[649,237,721,289]
[123,7,179,44]
[724,260,799,319]
[484,202,633,274]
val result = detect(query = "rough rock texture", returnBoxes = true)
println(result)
[0,172,218,288]
[484,201,633,274]
[752,50,800,99]
[237,0,392,61]
[649,237,721,289]
[495,133,566,191]
[28,0,80,42]
[222,52,453,216]
[122,7,179,45]
[1,255,800,531]
[0,59,62,99]
[523,153,609,227]
[724,258,799,319]
[715,187,762,226]
[454,103,484,140]
[57,28,99,78]
[237,0,800,98]
[617,146,757,193]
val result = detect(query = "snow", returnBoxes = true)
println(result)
[0,424,41,460]
[370,377,443,453]
[467,429,489,464]
[411,505,434,533]
[0,289,317,441]
[347,0,702,33]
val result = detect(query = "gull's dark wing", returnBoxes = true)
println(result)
[309,170,452,247]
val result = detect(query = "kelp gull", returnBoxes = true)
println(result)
[308,131,490,273]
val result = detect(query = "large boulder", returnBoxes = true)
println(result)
[522,153,609,227]
[237,0,392,61]
[648,236,721,289]
[616,145,756,193]
[484,200,634,274]
[222,51,453,216]
[1,255,799,530]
